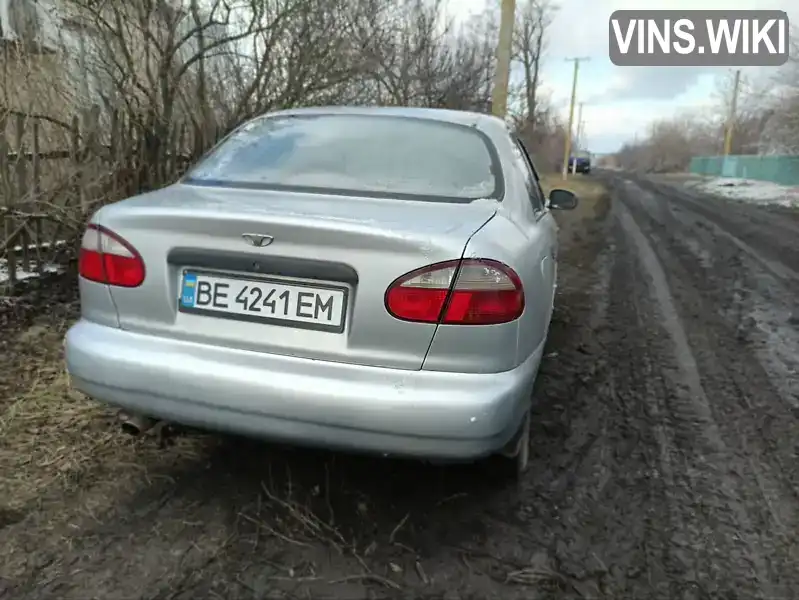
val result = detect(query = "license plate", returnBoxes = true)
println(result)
[178,271,347,333]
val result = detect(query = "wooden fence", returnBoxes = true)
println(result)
[1,108,209,290]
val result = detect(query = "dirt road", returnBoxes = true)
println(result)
[1,172,797,599]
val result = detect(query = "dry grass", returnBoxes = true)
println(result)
[539,173,611,253]
[541,173,610,221]
[0,318,115,511]
[0,311,203,516]
[0,371,104,508]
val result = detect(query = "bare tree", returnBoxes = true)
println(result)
[344,0,496,110]
[758,25,799,154]
[614,109,722,173]
[512,0,556,128]
[505,0,562,169]
[615,32,799,173]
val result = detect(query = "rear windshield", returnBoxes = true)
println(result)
[183,114,501,202]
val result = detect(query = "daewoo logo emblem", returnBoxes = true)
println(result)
[242,233,274,247]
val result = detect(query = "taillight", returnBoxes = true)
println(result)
[384,259,524,325]
[78,224,145,287]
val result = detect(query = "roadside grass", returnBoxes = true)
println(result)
[541,172,606,202]
[0,312,124,512]
[541,173,611,234]
[0,303,205,522]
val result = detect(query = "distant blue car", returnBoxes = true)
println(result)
[568,155,591,174]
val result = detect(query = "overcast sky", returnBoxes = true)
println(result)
[453,0,798,154]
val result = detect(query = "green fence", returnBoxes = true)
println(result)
[689,154,799,186]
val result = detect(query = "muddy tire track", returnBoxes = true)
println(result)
[606,173,799,599]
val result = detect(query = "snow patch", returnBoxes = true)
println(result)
[688,177,799,209]
[1,240,68,284]
[0,260,63,284]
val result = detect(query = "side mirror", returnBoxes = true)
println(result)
[547,188,578,210]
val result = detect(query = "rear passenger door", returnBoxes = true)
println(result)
[511,137,559,316]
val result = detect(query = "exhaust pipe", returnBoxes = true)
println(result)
[118,410,157,436]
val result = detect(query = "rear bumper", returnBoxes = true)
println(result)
[64,320,543,460]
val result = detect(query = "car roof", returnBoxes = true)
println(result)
[261,105,506,132]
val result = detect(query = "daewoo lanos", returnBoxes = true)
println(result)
[64,107,578,476]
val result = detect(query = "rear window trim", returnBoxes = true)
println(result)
[181,114,506,204]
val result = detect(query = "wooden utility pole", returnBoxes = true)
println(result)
[723,69,741,156]
[561,57,589,179]
[491,0,517,119]
[572,101,585,174]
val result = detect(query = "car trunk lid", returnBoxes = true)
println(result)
[97,184,497,370]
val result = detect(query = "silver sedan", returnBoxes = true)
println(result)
[64,106,578,476]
